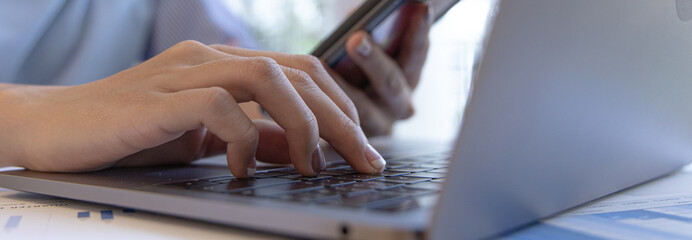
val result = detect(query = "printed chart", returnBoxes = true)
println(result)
[506,166,692,239]
[0,189,277,240]
[507,202,692,239]
[0,191,140,238]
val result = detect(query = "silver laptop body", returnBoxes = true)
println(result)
[2,1,692,239]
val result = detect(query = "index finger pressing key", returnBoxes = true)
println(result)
[279,66,386,174]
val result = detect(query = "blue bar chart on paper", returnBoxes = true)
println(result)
[0,188,256,239]
[507,203,692,239]
[0,190,140,238]
[4,215,21,230]
[101,210,114,220]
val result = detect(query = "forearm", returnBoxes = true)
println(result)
[0,84,28,167]
[0,83,25,91]
[0,84,66,168]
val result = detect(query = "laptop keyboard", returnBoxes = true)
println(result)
[160,152,450,213]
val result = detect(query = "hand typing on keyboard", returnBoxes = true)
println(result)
[0,41,386,177]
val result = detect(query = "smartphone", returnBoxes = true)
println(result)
[312,0,415,89]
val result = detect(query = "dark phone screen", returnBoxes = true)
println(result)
[372,6,406,54]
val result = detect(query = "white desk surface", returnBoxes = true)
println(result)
[1,164,692,240]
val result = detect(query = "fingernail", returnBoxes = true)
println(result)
[356,36,372,57]
[312,145,326,174]
[246,158,257,177]
[365,144,386,172]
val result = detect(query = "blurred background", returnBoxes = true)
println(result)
[222,0,495,141]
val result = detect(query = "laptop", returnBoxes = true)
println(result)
[2,1,692,239]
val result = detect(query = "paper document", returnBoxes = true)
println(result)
[506,165,692,239]
[0,189,278,240]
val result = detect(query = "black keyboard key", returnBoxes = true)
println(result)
[332,174,385,182]
[199,178,297,192]
[162,180,221,189]
[324,164,351,170]
[330,185,376,197]
[350,181,404,191]
[389,158,432,164]
[272,168,300,174]
[276,174,301,179]
[357,188,433,210]
[276,188,342,203]
[381,187,433,197]
[373,171,409,177]
[278,174,332,181]
[320,178,357,187]
[199,176,234,182]
[404,172,446,179]
[389,167,434,173]
[368,194,439,212]
[379,152,411,160]
[405,181,444,191]
[297,175,333,181]
[280,177,355,187]
[251,172,290,178]
[379,176,431,184]
[320,169,357,176]
[231,181,325,197]
[329,191,406,207]
[384,163,412,169]
[329,181,403,197]
[256,166,294,173]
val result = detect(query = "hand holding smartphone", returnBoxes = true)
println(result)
[312,0,419,89]
[312,0,442,135]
